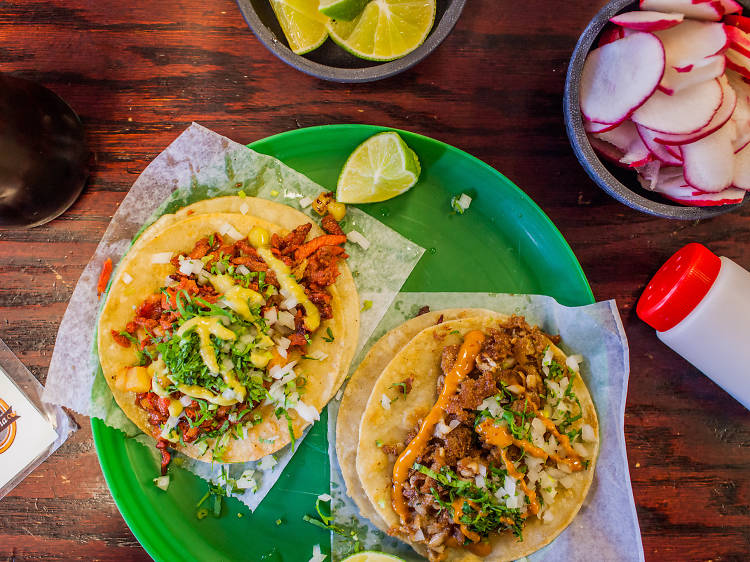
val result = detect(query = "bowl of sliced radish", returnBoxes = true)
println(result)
[564,0,750,218]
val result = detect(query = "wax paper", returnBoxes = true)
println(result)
[327,293,643,562]
[43,123,424,510]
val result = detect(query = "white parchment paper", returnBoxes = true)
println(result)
[327,293,643,562]
[43,123,424,510]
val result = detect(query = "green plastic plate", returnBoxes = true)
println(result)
[92,124,594,562]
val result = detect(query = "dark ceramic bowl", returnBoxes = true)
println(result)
[564,0,748,219]
[236,0,466,83]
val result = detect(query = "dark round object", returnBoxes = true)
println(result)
[235,0,466,83]
[563,0,748,220]
[0,74,89,228]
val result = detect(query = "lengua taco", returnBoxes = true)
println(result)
[98,206,359,472]
[354,315,599,561]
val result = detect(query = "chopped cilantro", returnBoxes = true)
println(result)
[375,439,383,448]
[322,327,335,342]
[361,300,373,311]
[303,497,361,552]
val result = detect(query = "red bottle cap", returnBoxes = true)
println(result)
[637,243,722,332]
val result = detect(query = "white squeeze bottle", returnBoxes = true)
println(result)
[636,243,750,411]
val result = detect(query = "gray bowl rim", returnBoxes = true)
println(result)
[235,0,467,83]
[563,0,746,220]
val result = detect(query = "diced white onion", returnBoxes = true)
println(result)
[381,394,391,410]
[306,350,328,361]
[219,222,243,240]
[413,528,425,542]
[221,389,238,401]
[239,202,249,215]
[269,360,298,380]
[346,229,370,250]
[276,346,287,359]
[164,276,177,287]
[215,261,227,273]
[582,423,596,443]
[258,455,278,471]
[573,442,589,457]
[237,264,250,276]
[560,475,576,489]
[566,354,583,372]
[236,469,257,490]
[281,296,298,310]
[153,475,170,491]
[264,307,278,324]
[179,258,204,276]
[228,413,238,423]
[543,509,555,523]
[449,419,461,430]
[475,474,486,488]
[317,493,332,502]
[179,395,193,407]
[294,400,320,422]
[277,310,296,330]
[434,418,453,437]
[151,252,172,264]
[281,372,296,384]
[478,396,502,417]
[457,193,472,210]
[478,463,487,477]
[542,347,554,367]
[276,336,291,350]
[299,196,313,208]
[122,272,133,285]
[309,544,327,562]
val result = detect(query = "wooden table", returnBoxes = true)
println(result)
[1,1,748,560]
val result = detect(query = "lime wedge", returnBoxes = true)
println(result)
[336,131,421,203]
[319,0,369,20]
[341,552,405,562]
[327,0,436,61]
[269,0,329,55]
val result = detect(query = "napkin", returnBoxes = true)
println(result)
[327,293,644,562]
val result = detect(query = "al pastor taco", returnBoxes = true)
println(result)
[98,209,359,471]
[354,315,599,561]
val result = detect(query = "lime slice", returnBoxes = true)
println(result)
[327,0,436,61]
[269,0,329,55]
[319,0,369,20]
[341,552,405,562]
[336,131,421,203]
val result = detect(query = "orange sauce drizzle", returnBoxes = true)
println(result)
[391,330,486,524]
[498,448,540,515]
[451,499,482,544]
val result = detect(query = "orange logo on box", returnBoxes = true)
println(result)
[0,398,19,454]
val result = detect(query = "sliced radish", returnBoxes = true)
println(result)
[680,122,736,192]
[584,118,618,134]
[726,70,750,152]
[733,141,750,189]
[610,11,684,32]
[718,0,743,16]
[659,54,725,95]
[726,48,750,79]
[632,78,723,134]
[663,187,745,205]
[581,32,666,125]
[655,20,728,66]
[725,15,750,33]
[639,0,723,21]
[652,74,736,145]
[594,121,653,167]
[724,24,750,58]
[598,24,626,47]
[637,123,684,164]
[587,135,630,168]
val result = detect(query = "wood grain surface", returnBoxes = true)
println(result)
[1,0,749,560]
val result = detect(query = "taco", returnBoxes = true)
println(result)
[354,315,599,561]
[337,309,507,537]
[98,208,359,470]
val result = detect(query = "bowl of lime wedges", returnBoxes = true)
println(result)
[236,0,466,82]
